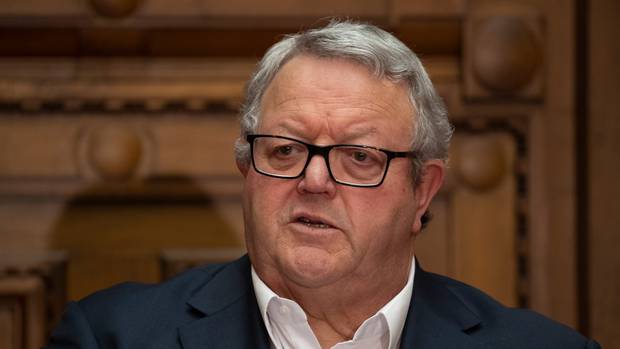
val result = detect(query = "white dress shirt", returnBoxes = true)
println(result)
[251,258,415,349]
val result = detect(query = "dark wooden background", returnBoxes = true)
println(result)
[0,0,618,348]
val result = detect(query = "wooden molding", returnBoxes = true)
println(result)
[0,252,68,345]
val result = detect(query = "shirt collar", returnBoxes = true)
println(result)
[251,265,280,328]
[251,258,416,349]
[377,257,416,349]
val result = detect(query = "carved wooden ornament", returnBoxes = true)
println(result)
[472,16,542,93]
[86,124,144,180]
[454,137,507,191]
[464,3,544,99]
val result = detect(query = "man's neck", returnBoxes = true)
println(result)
[256,253,413,346]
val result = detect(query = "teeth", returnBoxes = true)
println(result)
[298,217,331,228]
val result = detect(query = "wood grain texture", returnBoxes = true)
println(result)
[588,0,620,346]
[0,277,46,349]
[452,133,517,306]
[530,0,578,327]
[0,0,611,339]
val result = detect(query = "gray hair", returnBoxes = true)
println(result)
[235,20,453,181]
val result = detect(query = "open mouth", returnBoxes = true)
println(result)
[296,216,334,229]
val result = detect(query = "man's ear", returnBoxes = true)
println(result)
[237,158,250,177]
[412,160,445,235]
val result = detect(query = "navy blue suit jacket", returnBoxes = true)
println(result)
[46,255,601,348]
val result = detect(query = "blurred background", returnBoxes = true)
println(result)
[0,0,618,348]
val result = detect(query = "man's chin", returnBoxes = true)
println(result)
[279,247,347,288]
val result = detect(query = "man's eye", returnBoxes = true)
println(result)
[353,151,369,162]
[274,145,293,156]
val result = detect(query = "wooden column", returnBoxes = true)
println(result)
[587,0,620,346]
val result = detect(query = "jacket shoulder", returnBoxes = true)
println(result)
[81,263,224,308]
[425,271,599,348]
[73,263,228,344]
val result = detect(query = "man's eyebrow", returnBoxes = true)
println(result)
[268,118,380,142]
[340,126,380,142]
[269,118,307,135]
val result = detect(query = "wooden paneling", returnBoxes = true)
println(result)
[0,121,80,177]
[0,0,88,15]
[1,198,243,302]
[530,0,579,327]
[395,0,465,16]
[0,59,252,101]
[417,131,519,307]
[588,0,620,347]
[0,0,463,57]
[143,0,387,17]
[415,195,451,276]
[0,0,387,18]
[53,202,243,299]
[0,297,23,349]
[0,253,67,349]
[2,0,617,342]
[456,0,582,328]
[0,25,461,57]
[0,116,241,178]
[452,132,518,306]
[0,277,46,349]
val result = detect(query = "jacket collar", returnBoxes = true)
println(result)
[400,262,483,348]
[178,256,484,349]
[179,255,270,349]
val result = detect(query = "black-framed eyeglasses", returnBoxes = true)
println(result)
[246,134,416,188]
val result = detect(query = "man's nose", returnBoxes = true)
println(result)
[297,154,336,195]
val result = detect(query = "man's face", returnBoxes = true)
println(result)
[240,55,440,290]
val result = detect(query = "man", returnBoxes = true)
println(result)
[46,21,600,348]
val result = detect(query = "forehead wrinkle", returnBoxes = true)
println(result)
[262,96,411,145]
[264,69,407,118]
[259,55,415,146]
[269,94,402,120]
[268,115,382,147]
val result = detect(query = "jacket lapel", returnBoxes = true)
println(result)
[400,263,484,349]
[178,255,271,349]
[177,257,486,349]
